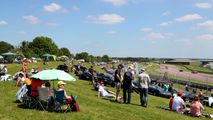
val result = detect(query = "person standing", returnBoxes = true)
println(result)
[114,64,123,102]
[123,66,134,104]
[138,68,151,107]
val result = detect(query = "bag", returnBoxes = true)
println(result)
[123,71,133,85]
[70,95,80,112]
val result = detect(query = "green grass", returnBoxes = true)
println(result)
[1,62,213,120]
[145,64,213,86]
[184,65,213,73]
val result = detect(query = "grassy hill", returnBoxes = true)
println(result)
[0,62,213,120]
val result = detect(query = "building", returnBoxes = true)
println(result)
[165,59,200,66]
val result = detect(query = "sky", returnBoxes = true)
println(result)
[0,0,213,58]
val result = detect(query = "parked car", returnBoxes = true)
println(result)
[97,73,115,87]
[79,71,92,80]
[202,96,213,107]
[148,85,175,98]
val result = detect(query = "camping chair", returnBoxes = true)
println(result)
[37,87,49,111]
[54,90,71,113]
[24,79,45,109]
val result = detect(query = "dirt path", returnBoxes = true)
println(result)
[156,64,213,83]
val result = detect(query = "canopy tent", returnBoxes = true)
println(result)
[42,53,56,61]
[57,55,69,61]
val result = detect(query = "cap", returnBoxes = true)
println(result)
[57,81,66,85]
[172,93,177,97]
[141,68,145,71]
[177,91,183,96]
[128,66,134,70]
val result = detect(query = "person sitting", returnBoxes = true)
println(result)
[23,74,32,96]
[98,81,121,100]
[169,94,177,110]
[15,73,25,87]
[172,91,186,112]
[42,82,53,105]
[190,95,204,117]
[57,81,71,100]
[56,81,80,112]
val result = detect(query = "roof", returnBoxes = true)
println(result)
[166,60,198,63]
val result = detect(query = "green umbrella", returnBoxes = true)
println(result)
[32,69,76,81]
[1,52,17,56]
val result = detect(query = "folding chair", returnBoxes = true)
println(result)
[54,90,71,113]
[25,79,45,109]
[37,87,49,111]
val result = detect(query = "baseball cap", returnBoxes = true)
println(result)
[57,81,66,85]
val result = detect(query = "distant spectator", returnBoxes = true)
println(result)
[198,89,204,97]
[169,94,177,110]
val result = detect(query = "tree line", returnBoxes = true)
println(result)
[0,36,111,62]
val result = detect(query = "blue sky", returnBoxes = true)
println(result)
[0,0,213,58]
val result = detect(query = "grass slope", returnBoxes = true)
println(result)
[0,62,212,120]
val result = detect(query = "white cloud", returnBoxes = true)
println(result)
[72,6,80,11]
[23,16,40,24]
[140,28,152,32]
[197,34,213,41]
[198,20,213,30]
[147,32,165,40]
[106,31,117,34]
[101,0,127,6]
[194,2,212,9]
[162,11,171,16]
[175,14,203,22]
[88,13,125,24]
[0,20,8,25]
[47,22,60,26]
[160,21,172,27]
[16,31,26,35]
[44,3,62,13]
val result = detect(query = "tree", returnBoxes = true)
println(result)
[60,47,73,58]
[0,41,14,54]
[29,36,58,57]
[19,41,36,58]
[75,52,89,62]
[102,55,111,62]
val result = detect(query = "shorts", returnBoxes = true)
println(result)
[116,82,121,91]
[105,93,114,98]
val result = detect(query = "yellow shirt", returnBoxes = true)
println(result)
[24,78,32,86]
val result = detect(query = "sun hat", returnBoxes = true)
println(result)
[57,81,66,85]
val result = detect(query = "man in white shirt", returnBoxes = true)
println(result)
[98,82,121,99]
[138,68,151,107]
[172,91,186,112]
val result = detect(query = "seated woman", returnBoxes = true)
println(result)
[98,81,121,100]
[57,81,71,100]
[15,73,25,87]
[190,95,204,117]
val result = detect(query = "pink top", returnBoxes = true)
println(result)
[190,101,204,116]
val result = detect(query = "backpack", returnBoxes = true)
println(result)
[123,71,133,85]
